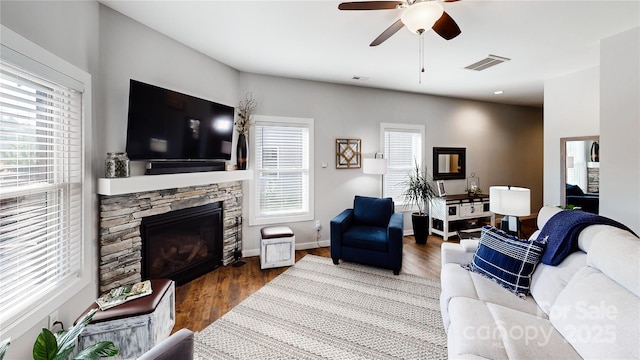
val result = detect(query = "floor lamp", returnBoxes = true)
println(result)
[363,153,387,198]
[489,185,530,237]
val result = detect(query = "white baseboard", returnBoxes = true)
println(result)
[241,239,330,259]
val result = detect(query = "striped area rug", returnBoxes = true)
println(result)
[194,254,447,359]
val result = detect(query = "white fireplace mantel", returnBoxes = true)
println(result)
[97,170,253,196]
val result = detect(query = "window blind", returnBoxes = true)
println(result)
[383,127,423,204]
[0,59,83,325]
[254,123,310,219]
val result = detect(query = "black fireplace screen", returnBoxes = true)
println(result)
[141,202,223,285]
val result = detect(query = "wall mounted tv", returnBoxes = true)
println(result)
[125,80,234,164]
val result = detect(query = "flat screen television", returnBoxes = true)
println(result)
[125,80,234,163]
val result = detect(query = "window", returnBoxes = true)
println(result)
[250,116,314,225]
[381,123,424,206]
[1,28,90,336]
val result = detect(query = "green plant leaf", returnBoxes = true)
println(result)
[73,341,119,359]
[0,337,11,360]
[53,346,75,360]
[56,309,97,356]
[33,328,58,360]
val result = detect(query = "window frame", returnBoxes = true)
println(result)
[249,115,314,226]
[0,25,92,339]
[380,122,425,210]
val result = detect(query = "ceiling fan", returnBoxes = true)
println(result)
[338,0,462,46]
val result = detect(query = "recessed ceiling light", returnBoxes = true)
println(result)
[494,90,504,95]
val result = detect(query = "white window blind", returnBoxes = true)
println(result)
[0,59,83,325]
[254,120,311,222]
[382,125,423,205]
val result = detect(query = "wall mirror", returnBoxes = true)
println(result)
[560,136,599,213]
[433,147,466,180]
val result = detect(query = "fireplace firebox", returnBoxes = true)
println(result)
[141,202,223,285]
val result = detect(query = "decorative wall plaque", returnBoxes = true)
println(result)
[336,138,361,169]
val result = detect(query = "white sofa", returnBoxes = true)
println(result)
[440,206,639,359]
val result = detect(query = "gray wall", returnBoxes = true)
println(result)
[543,27,640,233]
[238,73,543,253]
[600,27,640,232]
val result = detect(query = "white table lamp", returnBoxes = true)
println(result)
[363,155,387,198]
[489,185,530,236]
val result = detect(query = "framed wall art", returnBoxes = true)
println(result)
[336,138,361,169]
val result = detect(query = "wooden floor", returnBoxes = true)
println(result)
[173,219,537,333]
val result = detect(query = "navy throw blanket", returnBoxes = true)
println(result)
[539,210,636,266]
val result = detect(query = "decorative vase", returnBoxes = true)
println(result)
[237,133,248,170]
[105,152,130,178]
[412,213,429,244]
[590,141,599,162]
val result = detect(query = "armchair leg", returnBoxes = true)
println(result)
[332,258,339,265]
[393,269,400,275]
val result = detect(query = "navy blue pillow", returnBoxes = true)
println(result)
[464,225,547,298]
[353,196,393,227]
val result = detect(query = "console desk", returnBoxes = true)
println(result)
[429,194,495,240]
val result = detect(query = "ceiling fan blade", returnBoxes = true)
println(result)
[338,1,404,11]
[370,19,405,46]
[432,11,461,40]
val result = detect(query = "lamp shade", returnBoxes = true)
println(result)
[489,186,531,216]
[362,158,387,175]
[401,1,444,34]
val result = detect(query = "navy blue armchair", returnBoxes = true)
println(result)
[330,196,404,275]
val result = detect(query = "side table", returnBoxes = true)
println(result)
[76,279,175,360]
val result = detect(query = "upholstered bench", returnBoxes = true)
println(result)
[260,226,295,269]
[76,279,175,360]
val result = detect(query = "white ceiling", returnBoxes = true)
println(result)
[100,0,639,108]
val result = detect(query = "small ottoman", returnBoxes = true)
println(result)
[260,226,295,269]
[76,279,175,360]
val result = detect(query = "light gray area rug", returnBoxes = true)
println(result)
[194,254,447,359]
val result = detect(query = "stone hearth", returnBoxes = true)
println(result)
[98,181,241,293]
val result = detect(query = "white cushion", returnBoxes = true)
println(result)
[530,251,587,315]
[536,206,562,230]
[586,227,640,296]
[441,242,475,265]
[440,263,543,330]
[551,267,640,360]
[447,297,581,360]
[460,239,479,252]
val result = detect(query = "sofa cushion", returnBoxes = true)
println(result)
[342,225,388,252]
[586,226,640,296]
[530,251,587,315]
[441,263,544,331]
[466,226,546,298]
[352,196,393,227]
[550,266,639,360]
[447,297,581,359]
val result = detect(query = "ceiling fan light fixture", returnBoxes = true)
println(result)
[401,1,444,34]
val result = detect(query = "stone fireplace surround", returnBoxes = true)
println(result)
[98,181,241,293]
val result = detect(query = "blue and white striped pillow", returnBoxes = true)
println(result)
[464,225,546,298]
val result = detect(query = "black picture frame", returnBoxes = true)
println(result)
[433,147,466,180]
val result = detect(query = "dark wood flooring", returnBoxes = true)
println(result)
[173,219,537,333]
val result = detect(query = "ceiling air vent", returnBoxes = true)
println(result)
[464,54,511,71]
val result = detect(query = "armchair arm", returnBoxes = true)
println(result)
[330,209,353,261]
[387,212,404,272]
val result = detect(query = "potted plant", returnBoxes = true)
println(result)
[402,161,438,244]
[0,308,118,360]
